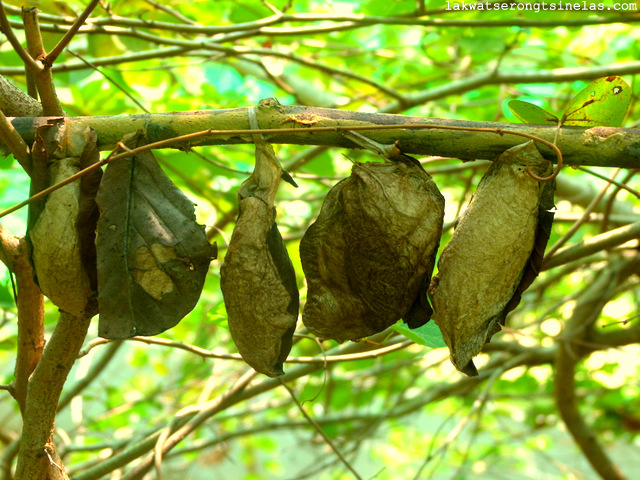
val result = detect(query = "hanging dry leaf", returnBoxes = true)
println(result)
[29,120,99,317]
[429,141,555,376]
[96,141,217,338]
[220,117,299,377]
[220,197,299,377]
[300,155,445,342]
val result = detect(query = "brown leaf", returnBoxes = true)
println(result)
[300,157,445,342]
[96,143,216,339]
[220,125,299,377]
[29,120,98,317]
[429,141,555,376]
[76,128,102,303]
[221,198,299,377]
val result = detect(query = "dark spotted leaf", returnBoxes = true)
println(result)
[96,143,216,339]
[561,76,631,127]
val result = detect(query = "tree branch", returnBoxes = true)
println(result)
[45,0,101,66]
[8,237,45,417]
[2,3,639,34]
[22,7,64,116]
[543,221,640,270]
[554,259,640,480]
[14,312,92,480]
[1,229,45,420]
[0,107,30,172]
[0,74,43,116]
[0,1,41,72]
[5,107,640,168]
[280,379,363,480]
[383,61,640,112]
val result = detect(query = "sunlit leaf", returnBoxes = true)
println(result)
[508,76,631,128]
[392,321,446,348]
[508,100,559,125]
[562,76,631,127]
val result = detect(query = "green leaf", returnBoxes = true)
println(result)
[392,321,446,348]
[507,100,559,125]
[561,76,631,127]
[0,277,15,309]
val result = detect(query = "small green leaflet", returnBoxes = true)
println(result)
[508,76,631,127]
[508,100,559,125]
[392,320,446,348]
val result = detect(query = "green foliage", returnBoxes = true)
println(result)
[392,321,446,348]
[508,76,632,127]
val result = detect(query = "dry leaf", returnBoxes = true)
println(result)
[300,156,445,342]
[220,107,299,377]
[30,120,98,317]
[221,197,299,377]
[429,141,555,376]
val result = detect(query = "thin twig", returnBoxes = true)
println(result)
[599,169,638,233]
[57,340,124,411]
[124,369,256,480]
[71,337,551,480]
[412,356,518,479]
[144,0,198,25]
[77,334,412,364]
[0,0,41,71]
[280,379,364,480]
[577,166,640,199]
[544,168,622,261]
[0,107,30,173]
[66,48,150,112]
[2,3,639,33]
[45,0,101,66]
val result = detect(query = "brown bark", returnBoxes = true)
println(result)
[22,8,64,117]
[11,238,45,415]
[554,258,640,480]
[14,312,91,480]
[5,108,640,169]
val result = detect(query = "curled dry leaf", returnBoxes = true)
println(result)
[29,120,99,317]
[429,141,555,376]
[220,105,299,377]
[300,155,445,342]
[96,138,217,338]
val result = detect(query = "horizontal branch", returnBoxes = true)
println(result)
[543,221,640,270]
[385,61,640,111]
[3,3,639,35]
[7,106,640,169]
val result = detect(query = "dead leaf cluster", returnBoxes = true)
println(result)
[28,124,217,337]
[300,156,445,342]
